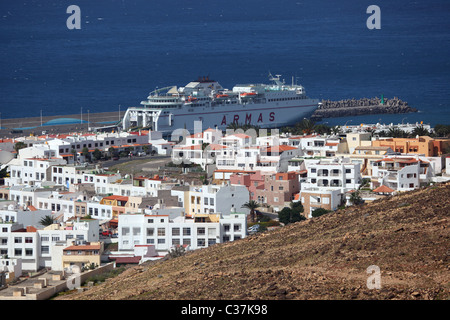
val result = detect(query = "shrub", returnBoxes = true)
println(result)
[311,208,330,218]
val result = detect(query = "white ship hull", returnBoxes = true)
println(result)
[121,75,319,136]
[123,100,318,136]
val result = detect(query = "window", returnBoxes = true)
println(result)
[183,228,191,236]
[41,246,49,254]
[234,224,241,232]
[197,227,205,235]
[148,219,154,223]
[208,228,216,237]
[133,227,141,236]
[25,237,33,243]
[172,228,180,236]
[158,239,165,244]
[147,228,154,236]
[197,239,206,247]
[172,239,180,246]
[14,249,22,256]
[25,249,33,256]
[122,227,130,236]
[14,237,22,244]
[157,228,165,236]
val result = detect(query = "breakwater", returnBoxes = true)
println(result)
[311,97,417,120]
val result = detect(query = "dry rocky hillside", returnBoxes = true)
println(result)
[57,183,450,300]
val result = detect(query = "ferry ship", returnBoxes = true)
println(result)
[121,74,319,135]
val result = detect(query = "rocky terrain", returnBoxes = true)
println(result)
[56,182,449,300]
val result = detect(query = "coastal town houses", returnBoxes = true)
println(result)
[0,213,99,272]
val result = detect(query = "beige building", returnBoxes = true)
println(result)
[345,132,372,154]
[299,188,343,218]
[61,241,103,270]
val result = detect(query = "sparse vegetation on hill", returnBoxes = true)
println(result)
[56,183,450,300]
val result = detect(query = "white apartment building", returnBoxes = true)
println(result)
[0,218,99,272]
[300,135,343,158]
[302,158,362,193]
[118,211,247,252]
[5,156,66,187]
[181,184,250,216]
[371,156,434,191]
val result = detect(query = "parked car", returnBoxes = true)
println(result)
[247,224,260,233]
[102,230,112,237]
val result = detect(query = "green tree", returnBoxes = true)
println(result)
[294,118,316,135]
[39,215,55,227]
[0,166,8,178]
[433,124,450,137]
[108,147,115,159]
[92,148,102,161]
[71,148,78,162]
[14,141,27,153]
[314,123,332,135]
[311,208,330,218]
[278,203,306,225]
[349,190,364,205]
[387,127,408,138]
[241,200,260,223]
[411,125,430,137]
[82,147,90,162]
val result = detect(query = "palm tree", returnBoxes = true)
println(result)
[39,215,55,227]
[241,200,260,223]
[411,125,430,137]
[387,127,407,138]
[294,118,316,135]
[14,141,27,153]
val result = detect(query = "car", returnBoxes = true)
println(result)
[247,224,260,233]
[102,230,112,237]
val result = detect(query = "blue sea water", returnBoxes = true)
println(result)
[1,0,449,127]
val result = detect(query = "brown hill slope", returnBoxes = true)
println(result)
[57,183,450,300]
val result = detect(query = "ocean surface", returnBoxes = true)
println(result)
[1,0,449,128]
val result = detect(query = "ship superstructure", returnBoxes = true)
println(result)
[122,74,319,135]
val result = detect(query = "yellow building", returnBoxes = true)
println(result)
[62,242,103,270]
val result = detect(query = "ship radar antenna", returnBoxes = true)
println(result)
[269,73,284,86]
